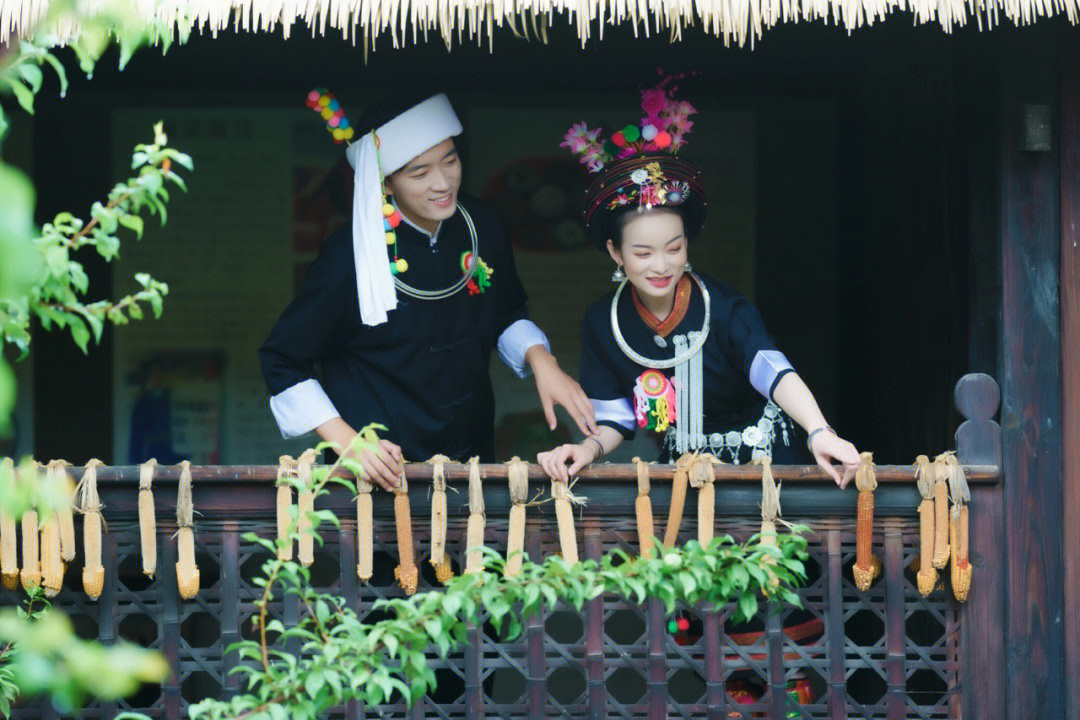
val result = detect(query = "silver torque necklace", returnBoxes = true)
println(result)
[610,271,711,368]
[393,203,479,301]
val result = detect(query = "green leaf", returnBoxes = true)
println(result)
[0,164,39,302]
[118,214,144,240]
[41,49,69,97]
[16,64,43,94]
[6,78,35,114]
[0,360,14,435]
[68,315,90,353]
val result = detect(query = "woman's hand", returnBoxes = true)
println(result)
[810,430,860,488]
[538,441,599,483]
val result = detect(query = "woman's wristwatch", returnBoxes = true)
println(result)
[582,436,605,460]
[806,425,835,453]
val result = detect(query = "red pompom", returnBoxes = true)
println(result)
[676,617,690,631]
[654,131,672,149]
[611,131,627,148]
[387,211,402,228]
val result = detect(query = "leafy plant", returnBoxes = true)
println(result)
[0,1,187,431]
[188,428,809,720]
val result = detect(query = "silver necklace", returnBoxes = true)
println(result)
[610,272,710,368]
[394,204,479,301]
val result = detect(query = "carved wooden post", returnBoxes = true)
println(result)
[955,372,1004,720]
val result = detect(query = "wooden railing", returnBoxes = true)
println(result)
[2,374,1002,719]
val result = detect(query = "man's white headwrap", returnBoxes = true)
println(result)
[344,94,463,326]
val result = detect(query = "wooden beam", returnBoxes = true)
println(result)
[1060,30,1080,720]
[999,29,1065,720]
[81,463,1002,485]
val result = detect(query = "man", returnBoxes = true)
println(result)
[260,93,595,490]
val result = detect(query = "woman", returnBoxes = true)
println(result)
[538,81,859,486]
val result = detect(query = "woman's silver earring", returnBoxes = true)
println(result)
[611,264,627,283]
[684,262,693,273]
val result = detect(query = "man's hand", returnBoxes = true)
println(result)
[351,439,404,492]
[526,346,598,437]
[316,418,402,492]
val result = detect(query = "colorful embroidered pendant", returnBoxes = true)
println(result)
[634,369,677,432]
[461,251,494,295]
[384,202,408,275]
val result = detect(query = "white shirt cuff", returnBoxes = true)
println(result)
[497,319,550,378]
[268,379,341,438]
[748,350,795,401]
[593,397,636,430]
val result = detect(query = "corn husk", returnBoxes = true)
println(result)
[428,455,450,570]
[175,461,199,600]
[931,453,951,569]
[852,452,878,591]
[754,455,782,593]
[464,457,485,575]
[504,456,529,577]
[688,454,718,546]
[356,478,374,582]
[914,455,938,596]
[551,478,580,565]
[76,459,105,599]
[633,457,654,558]
[47,460,76,563]
[1,458,20,590]
[138,459,158,577]
[663,453,695,549]
[276,455,296,562]
[296,449,317,567]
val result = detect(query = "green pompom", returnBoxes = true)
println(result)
[667,620,679,633]
[603,140,618,157]
[623,125,641,143]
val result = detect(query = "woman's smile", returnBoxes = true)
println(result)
[646,275,673,288]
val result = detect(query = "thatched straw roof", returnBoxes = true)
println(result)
[1,0,1076,50]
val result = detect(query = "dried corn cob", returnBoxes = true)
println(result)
[464,457,485,575]
[663,453,696,549]
[392,473,418,595]
[175,461,200,600]
[296,449,317,567]
[40,514,63,597]
[914,455,937,596]
[77,460,105,599]
[551,478,579,565]
[356,479,374,582]
[2,458,20,590]
[276,455,296,562]
[428,455,450,573]
[852,452,878,591]
[138,459,158,577]
[505,457,529,577]
[931,453,950,569]
[944,453,972,602]
[633,458,655,558]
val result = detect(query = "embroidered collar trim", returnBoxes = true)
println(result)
[631,275,692,337]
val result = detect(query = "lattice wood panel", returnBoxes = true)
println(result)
[1,501,962,719]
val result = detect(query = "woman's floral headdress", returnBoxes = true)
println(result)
[561,70,697,174]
